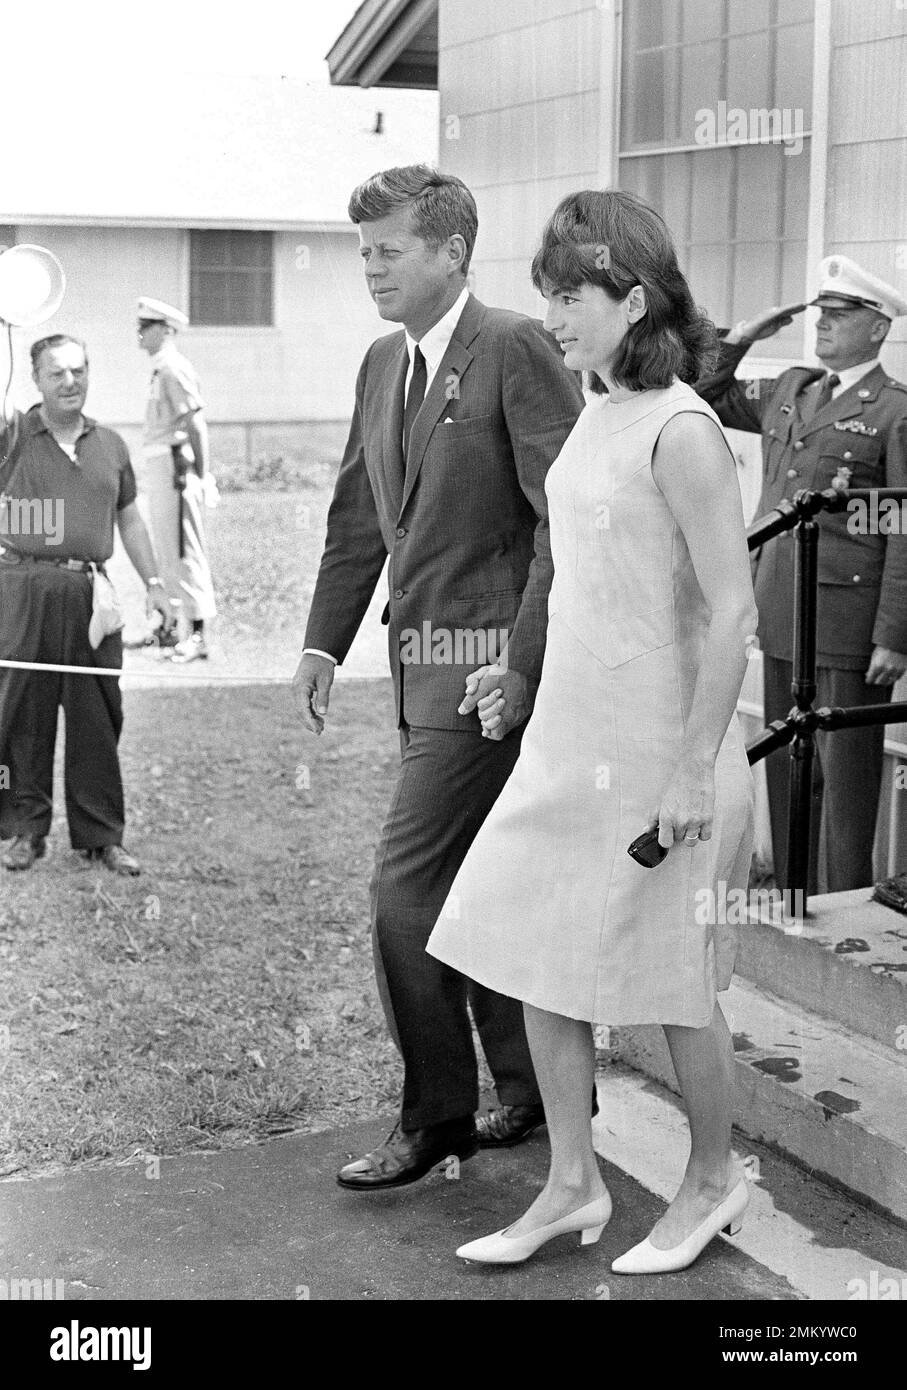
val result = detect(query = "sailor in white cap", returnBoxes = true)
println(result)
[698,254,907,893]
[136,296,217,661]
[137,296,189,331]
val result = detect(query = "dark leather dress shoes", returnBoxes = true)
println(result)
[337,1117,478,1190]
[477,1088,600,1148]
[2,835,46,871]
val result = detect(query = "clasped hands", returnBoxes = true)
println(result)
[458,664,535,739]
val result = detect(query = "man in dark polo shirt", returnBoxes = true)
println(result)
[0,334,172,873]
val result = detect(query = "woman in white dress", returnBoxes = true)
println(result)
[426,190,758,1274]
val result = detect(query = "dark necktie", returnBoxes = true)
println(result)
[808,371,840,421]
[402,346,427,462]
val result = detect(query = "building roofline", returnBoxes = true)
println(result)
[327,0,438,88]
[1,215,358,233]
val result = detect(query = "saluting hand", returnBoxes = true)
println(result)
[728,302,807,345]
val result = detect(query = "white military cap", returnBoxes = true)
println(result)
[810,255,907,321]
[137,295,189,328]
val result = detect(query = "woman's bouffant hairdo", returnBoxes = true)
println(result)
[530,189,717,392]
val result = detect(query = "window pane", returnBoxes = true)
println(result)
[774,21,813,118]
[730,241,781,322]
[621,0,681,148]
[728,0,771,35]
[735,143,783,240]
[689,147,732,244]
[190,230,273,325]
[679,39,725,143]
[686,243,732,325]
[617,153,663,207]
[783,137,810,241]
[681,0,725,43]
[726,31,772,112]
[619,1,812,361]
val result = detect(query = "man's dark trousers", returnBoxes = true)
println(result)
[762,655,891,893]
[0,564,125,848]
[371,720,541,1131]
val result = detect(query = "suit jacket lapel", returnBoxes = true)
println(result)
[791,370,824,431]
[799,364,885,439]
[381,336,408,512]
[399,295,483,517]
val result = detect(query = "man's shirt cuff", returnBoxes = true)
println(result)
[302,648,338,664]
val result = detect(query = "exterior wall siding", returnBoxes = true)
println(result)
[826,2,907,382]
[439,0,602,317]
[435,0,907,876]
[7,226,381,426]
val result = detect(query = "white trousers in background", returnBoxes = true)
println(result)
[135,446,217,628]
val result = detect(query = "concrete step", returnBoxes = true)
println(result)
[605,978,907,1223]
[738,887,907,1052]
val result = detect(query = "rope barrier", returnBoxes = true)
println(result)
[0,658,292,683]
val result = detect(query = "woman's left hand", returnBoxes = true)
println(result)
[655,759,715,850]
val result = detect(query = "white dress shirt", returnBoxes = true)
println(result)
[304,285,472,666]
[403,284,470,407]
[829,358,879,400]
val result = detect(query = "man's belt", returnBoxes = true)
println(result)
[0,547,104,575]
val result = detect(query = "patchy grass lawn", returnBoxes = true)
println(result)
[0,680,414,1178]
[109,479,387,682]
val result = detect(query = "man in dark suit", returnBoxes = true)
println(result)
[293,165,584,1188]
[698,255,907,893]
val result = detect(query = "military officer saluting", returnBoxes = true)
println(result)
[136,296,217,661]
[698,255,907,893]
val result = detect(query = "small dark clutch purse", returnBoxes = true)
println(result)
[627,824,668,869]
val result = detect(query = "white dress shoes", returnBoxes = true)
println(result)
[456,1190,612,1265]
[611,1177,749,1275]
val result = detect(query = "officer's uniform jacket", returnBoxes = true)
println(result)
[698,340,907,668]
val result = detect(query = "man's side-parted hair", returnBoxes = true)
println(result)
[348,164,478,275]
[531,189,717,392]
[30,334,88,373]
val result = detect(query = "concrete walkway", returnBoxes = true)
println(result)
[1,1117,798,1302]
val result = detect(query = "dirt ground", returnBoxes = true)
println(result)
[0,436,503,1180]
[107,478,389,683]
[0,680,425,1178]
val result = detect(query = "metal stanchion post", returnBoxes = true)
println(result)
[785,517,818,917]
[746,486,907,916]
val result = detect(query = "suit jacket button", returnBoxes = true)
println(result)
[843,451,853,460]
[787,468,798,478]
[768,428,776,436]
[394,588,404,599]
[396,527,406,538]
[852,575,860,582]
[793,440,804,450]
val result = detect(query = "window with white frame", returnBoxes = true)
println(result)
[618,0,814,358]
